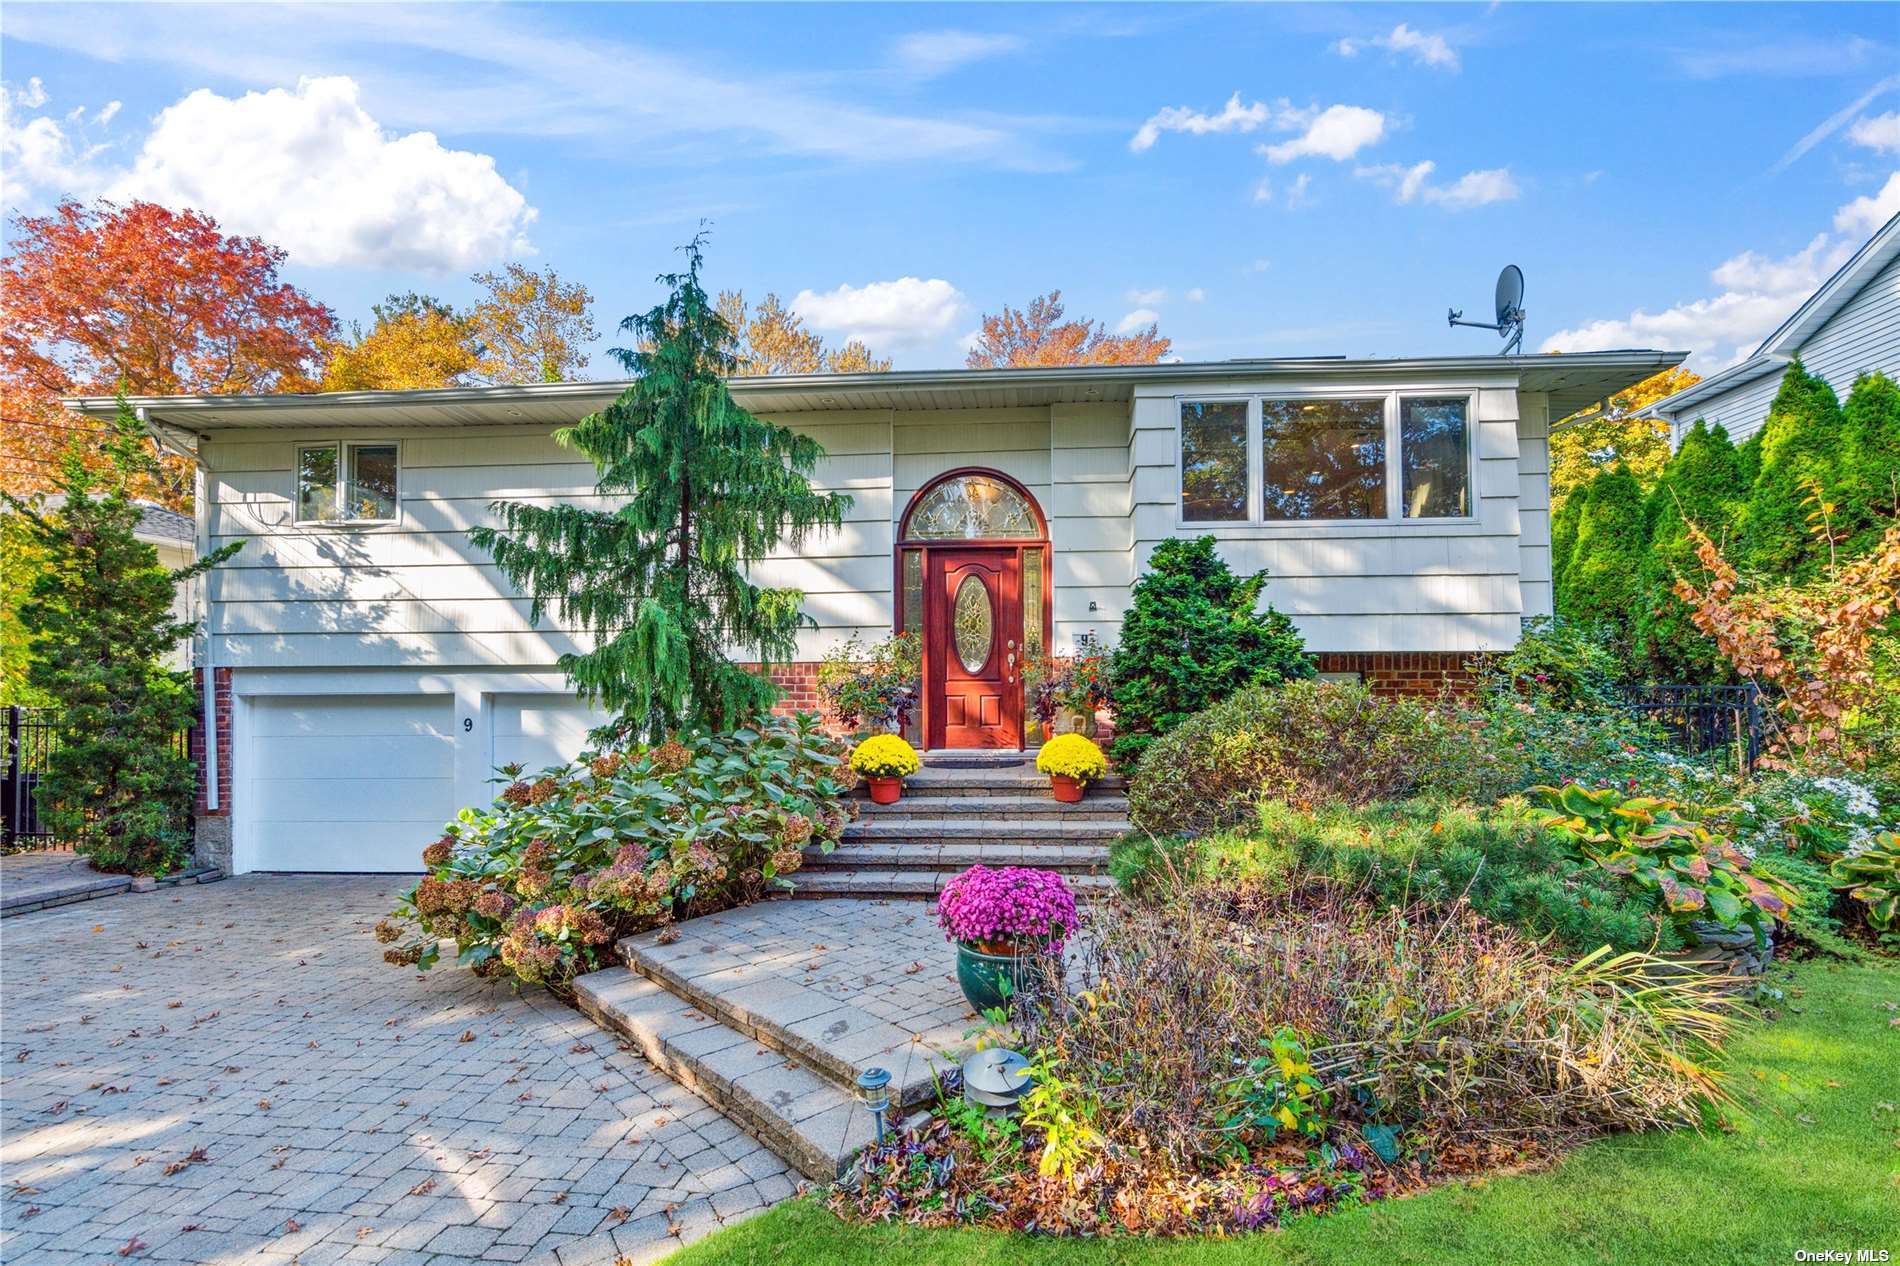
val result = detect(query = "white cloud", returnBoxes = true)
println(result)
[1124,287,1169,306]
[1354,159,1519,208]
[1185,287,1207,303]
[1257,104,1386,164]
[1116,307,1160,335]
[97,77,535,273]
[1848,112,1900,155]
[1242,258,1271,274]
[892,30,1024,78]
[1252,176,1272,204]
[1130,92,1271,152]
[0,80,115,206]
[1334,24,1460,71]
[1834,170,1900,237]
[17,77,48,108]
[1769,74,1899,175]
[792,277,968,349]
[1284,172,1314,208]
[94,100,121,126]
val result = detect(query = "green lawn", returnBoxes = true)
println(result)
[666,959,1899,1266]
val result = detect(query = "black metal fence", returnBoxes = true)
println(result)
[2,706,196,852]
[1623,683,1768,774]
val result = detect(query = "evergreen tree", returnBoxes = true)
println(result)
[2,399,237,873]
[1633,421,1746,679]
[472,236,849,744]
[1549,482,1585,598]
[1839,371,1900,556]
[1556,466,1647,646]
[1109,535,1312,766]
[1742,359,1845,577]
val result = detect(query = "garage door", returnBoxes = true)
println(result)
[247,695,456,872]
[491,694,611,776]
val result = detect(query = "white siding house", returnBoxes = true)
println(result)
[1646,212,1900,444]
[74,350,1679,874]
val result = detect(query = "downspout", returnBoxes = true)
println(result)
[141,407,217,813]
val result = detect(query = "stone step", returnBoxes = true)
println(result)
[790,870,1118,900]
[860,793,1128,821]
[920,749,1034,769]
[574,967,876,1182]
[803,842,1108,873]
[886,765,1127,795]
[841,817,1131,845]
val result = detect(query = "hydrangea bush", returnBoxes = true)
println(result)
[937,865,1078,952]
[377,713,852,989]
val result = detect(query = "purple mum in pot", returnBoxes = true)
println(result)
[936,865,1078,954]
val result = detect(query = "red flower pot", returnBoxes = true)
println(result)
[1039,721,1055,743]
[867,775,903,804]
[1050,774,1085,803]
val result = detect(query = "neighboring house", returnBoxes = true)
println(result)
[1646,212,1899,445]
[69,349,1680,874]
[16,495,198,670]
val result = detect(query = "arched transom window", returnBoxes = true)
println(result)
[901,473,1041,540]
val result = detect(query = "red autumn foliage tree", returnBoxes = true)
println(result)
[965,291,1171,368]
[1,200,336,509]
[1672,516,1900,771]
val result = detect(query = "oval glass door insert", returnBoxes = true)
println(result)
[952,573,994,673]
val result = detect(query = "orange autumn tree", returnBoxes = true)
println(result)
[1672,512,1900,771]
[1,200,336,510]
[965,291,1171,368]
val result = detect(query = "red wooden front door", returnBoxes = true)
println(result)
[928,549,1022,749]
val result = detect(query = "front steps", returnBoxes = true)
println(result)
[799,750,1129,897]
[573,750,1129,1183]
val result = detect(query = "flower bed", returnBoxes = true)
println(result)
[377,713,852,988]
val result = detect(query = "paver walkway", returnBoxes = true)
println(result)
[1,849,132,916]
[0,876,794,1266]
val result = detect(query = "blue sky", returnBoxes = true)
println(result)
[4,2,1897,375]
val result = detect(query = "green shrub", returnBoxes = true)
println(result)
[1114,798,1674,955]
[1557,466,1647,644]
[1742,359,1846,577]
[815,631,920,735]
[1635,420,1747,680]
[379,713,851,988]
[1839,371,1900,557]
[1126,680,1503,838]
[1488,615,1630,710]
[1108,535,1311,767]
[1831,832,1900,948]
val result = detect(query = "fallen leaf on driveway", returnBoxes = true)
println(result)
[116,1236,146,1256]
[409,1178,435,1197]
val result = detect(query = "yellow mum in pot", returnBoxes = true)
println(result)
[851,734,921,779]
[1037,733,1107,783]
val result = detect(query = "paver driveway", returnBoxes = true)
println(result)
[0,876,795,1266]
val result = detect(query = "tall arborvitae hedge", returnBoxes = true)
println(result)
[1634,421,1747,679]
[1549,483,1585,598]
[1556,466,1647,646]
[1839,371,1900,556]
[1742,359,1845,577]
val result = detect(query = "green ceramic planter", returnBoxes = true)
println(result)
[955,942,1029,1013]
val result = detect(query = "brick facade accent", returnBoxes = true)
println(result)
[191,666,233,817]
[1313,651,1482,698]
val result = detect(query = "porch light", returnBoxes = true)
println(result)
[855,1067,892,1144]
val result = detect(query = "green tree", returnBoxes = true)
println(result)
[1548,366,1700,510]
[1108,535,1312,766]
[1743,359,1845,577]
[1556,466,1647,647]
[1549,481,1585,598]
[1839,371,1900,556]
[1633,421,1747,679]
[0,512,51,704]
[471,236,850,745]
[1,399,237,872]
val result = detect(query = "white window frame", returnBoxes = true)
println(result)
[294,440,403,527]
[1175,389,1478,528]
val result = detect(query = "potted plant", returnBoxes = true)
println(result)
[937,864,1078,1012]
[851,733,921,804]
[818,632,922,739]
[1060,634,1113,737]
[1035,733,1107,803]
[1023,653,1064,743]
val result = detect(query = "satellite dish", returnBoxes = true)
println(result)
[1447,264,1526,355]
[1495,265,1525,329]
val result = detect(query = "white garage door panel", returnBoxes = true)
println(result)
[492,694,611,774]
[248,695,455,872]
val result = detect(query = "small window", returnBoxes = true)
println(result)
[1400,397,1470,518]
[298,443,399,524]
[1180,401,1249,522]
[1261,398,1385,520]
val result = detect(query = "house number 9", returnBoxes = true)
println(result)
[463,717,474,732]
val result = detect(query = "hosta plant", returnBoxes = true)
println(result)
[1528,783,1796,945]
[378,713,851,988]
[1830,832,1900,947]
